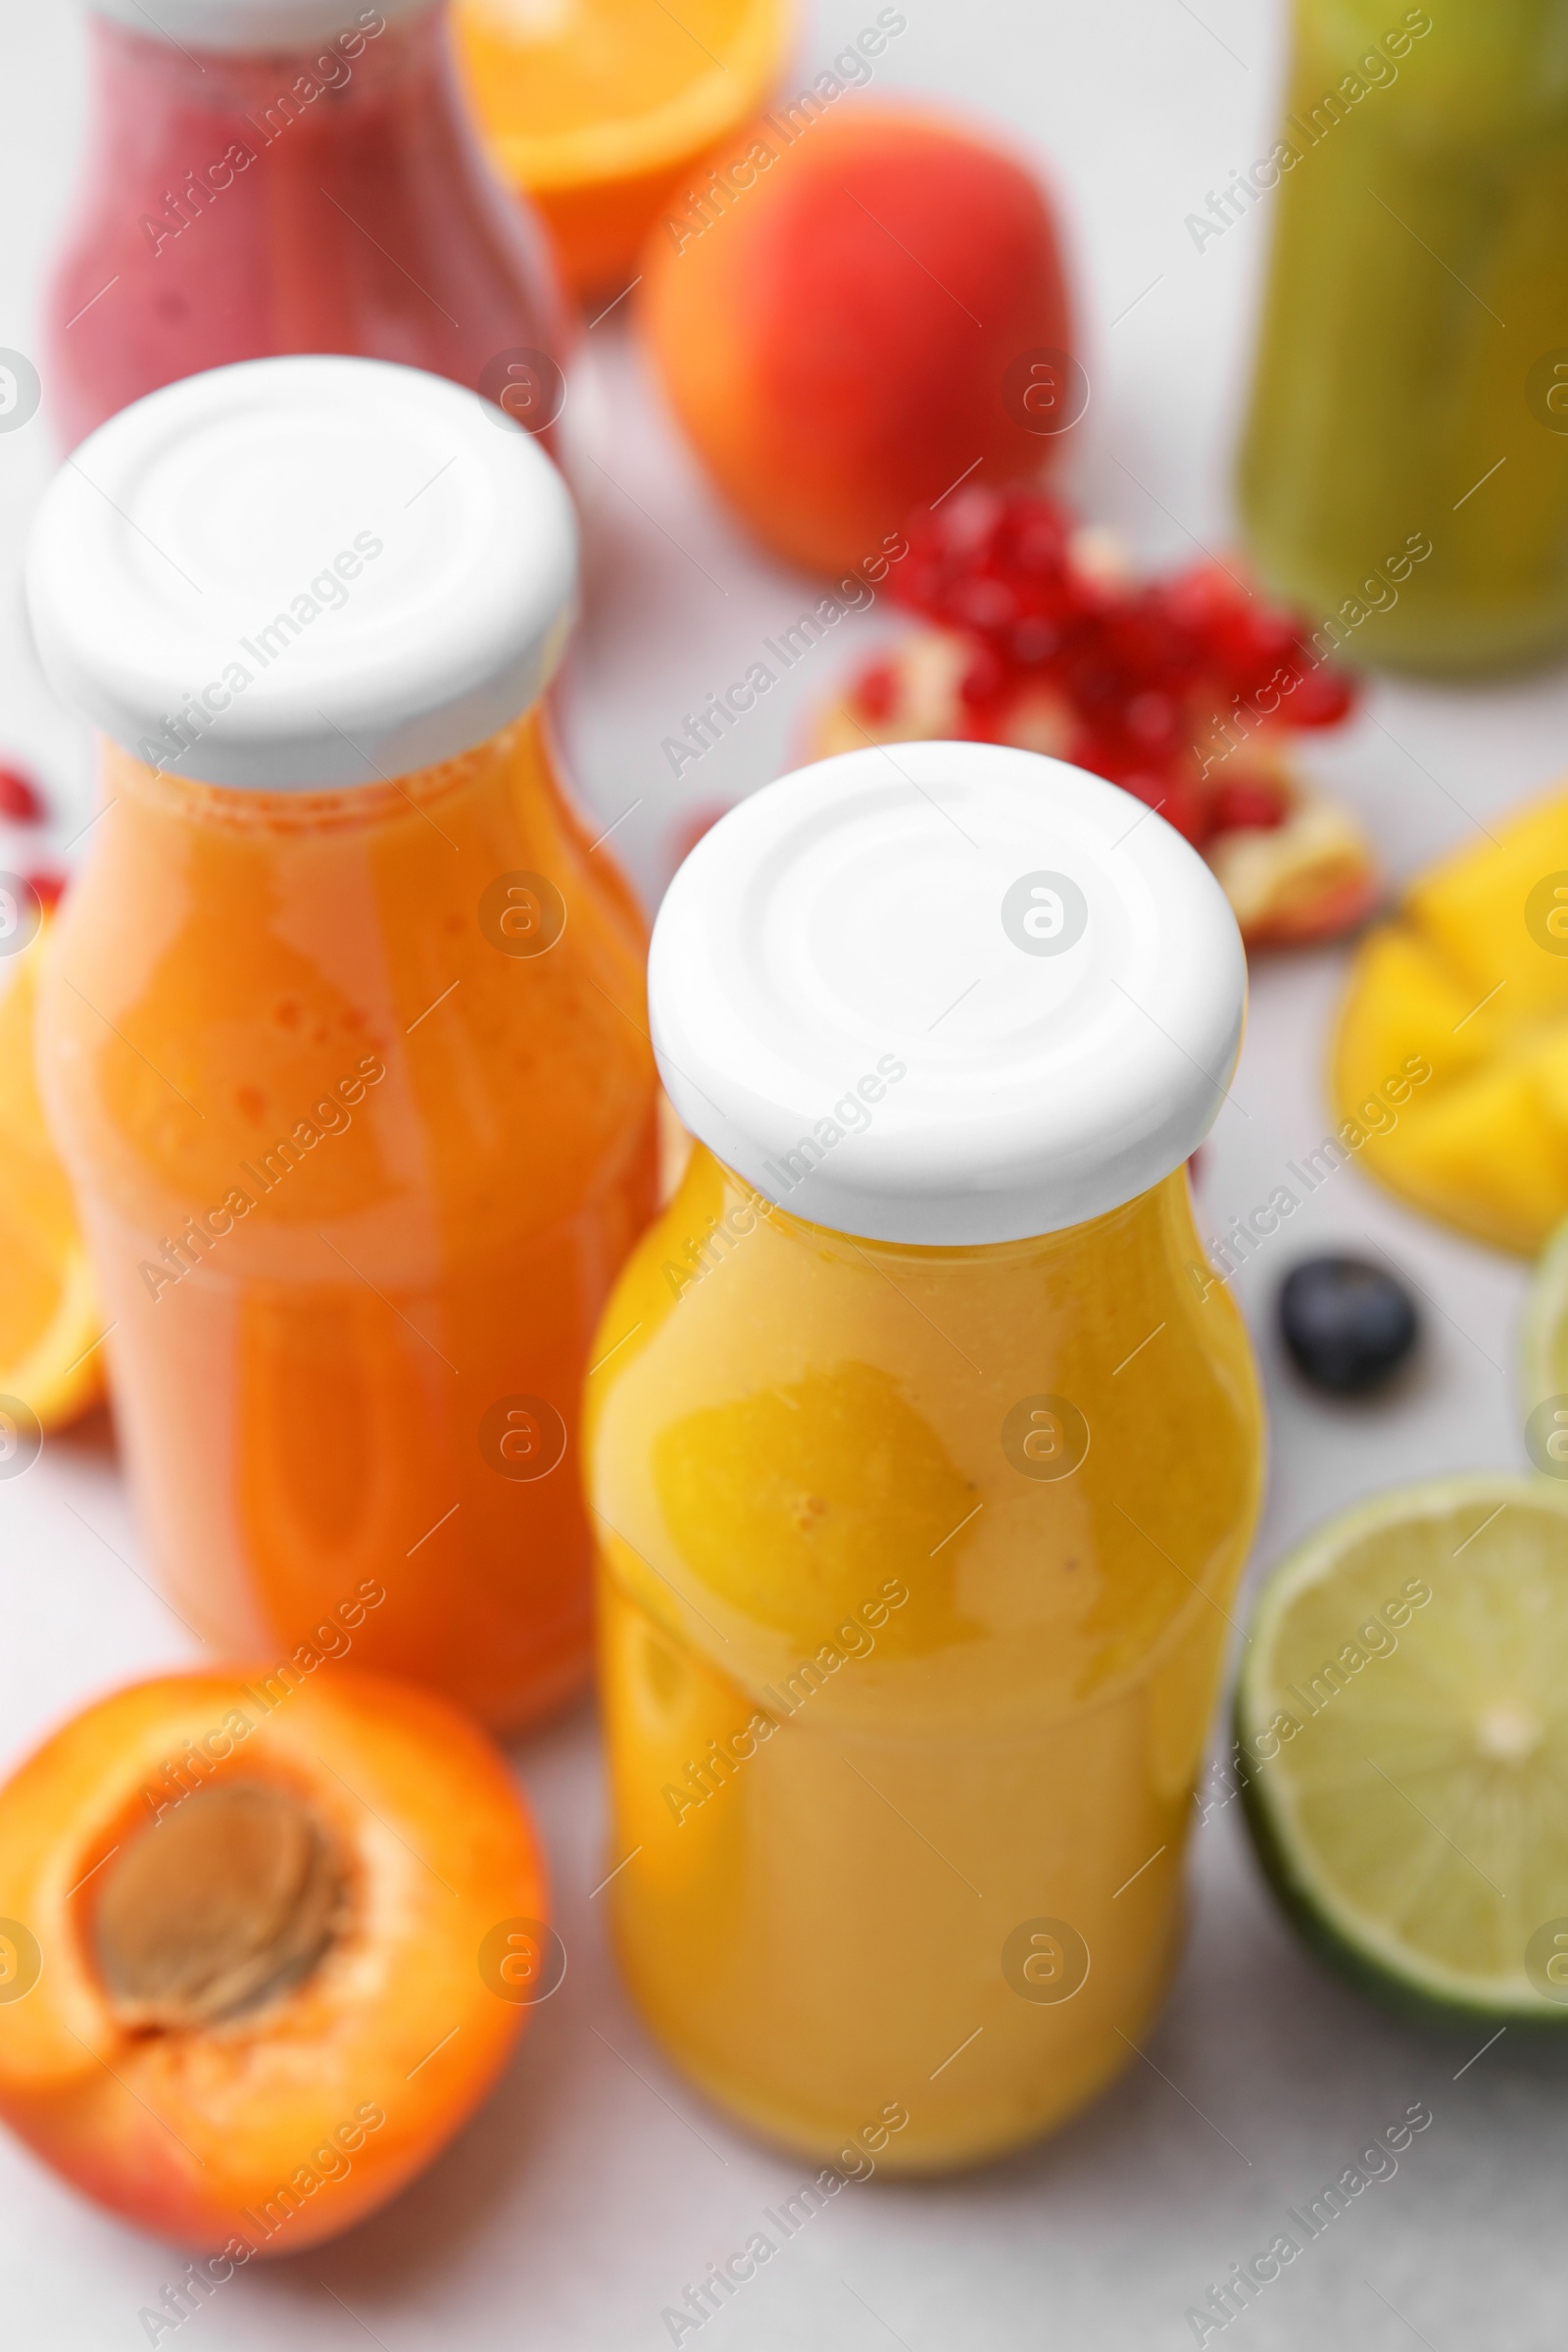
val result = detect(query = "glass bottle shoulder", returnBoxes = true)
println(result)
[36,713,656,1246]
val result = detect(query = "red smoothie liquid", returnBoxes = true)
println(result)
[48,3,570,450]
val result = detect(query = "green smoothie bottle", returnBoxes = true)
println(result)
[1239,0,1568,673]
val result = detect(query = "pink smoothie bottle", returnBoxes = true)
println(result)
[47,0,571,451]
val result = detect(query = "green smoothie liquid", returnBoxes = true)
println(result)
[1239,0,1568,673]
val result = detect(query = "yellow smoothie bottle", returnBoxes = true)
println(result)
[586,741,1263,2171]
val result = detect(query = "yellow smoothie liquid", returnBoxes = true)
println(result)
[588,1144,1262,2170]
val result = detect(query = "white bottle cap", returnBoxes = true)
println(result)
[650,743,1247,1247]
[84,0,432,53]
[26,355,576,790]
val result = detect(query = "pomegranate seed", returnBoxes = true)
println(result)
[1125,691,1178,749]
[956,578,1017,631]
[958,646,1006,711]
[1286,666,1355,727]
[0,766,46,824]
[1009,616,1060,665]
[1154,782,1213,849]
[1211,780,1288,834]
[853,661,900,724]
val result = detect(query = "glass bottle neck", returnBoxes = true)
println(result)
[686,1143,1199,1277]
[88,4,450,138]
[97,701,555,836]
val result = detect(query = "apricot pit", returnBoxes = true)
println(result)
[94,1783,343,2034]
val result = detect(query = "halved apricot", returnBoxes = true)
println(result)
[0,1670,550,2253]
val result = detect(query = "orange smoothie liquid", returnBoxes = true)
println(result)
[40,710,657,1732]
[587,1145,1263,2169]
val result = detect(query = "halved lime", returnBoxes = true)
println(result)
[1521,1214,1568,1470]
[1236,1477,1568,2029]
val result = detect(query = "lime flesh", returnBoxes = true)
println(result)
[1236,1477,1568,2028]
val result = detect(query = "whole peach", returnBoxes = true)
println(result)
[638,105,1075,576]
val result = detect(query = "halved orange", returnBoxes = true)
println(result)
[454,0,795,299]
[0,913,108,1431]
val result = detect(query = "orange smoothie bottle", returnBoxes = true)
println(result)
[586,742,1263,2169]
[26,355,657,1732]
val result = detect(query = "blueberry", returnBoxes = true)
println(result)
[1278,1255,1418,1396]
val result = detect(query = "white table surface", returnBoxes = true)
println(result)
[3,2,1564,2346]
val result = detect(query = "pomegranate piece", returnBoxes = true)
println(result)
[808,487,1377,950]
[883,489,1355,830]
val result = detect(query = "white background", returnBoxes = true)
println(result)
[2,1,1564,2346]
